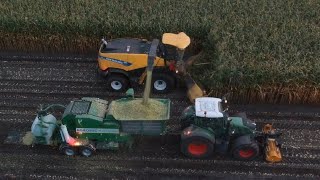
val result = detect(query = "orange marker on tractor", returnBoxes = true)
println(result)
[262,124,282,163]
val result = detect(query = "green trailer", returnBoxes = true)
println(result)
[30,94,171,157]
[28,91,282,162]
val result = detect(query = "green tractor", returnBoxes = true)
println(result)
[179,97,282,162]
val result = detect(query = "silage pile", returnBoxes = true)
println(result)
[110,99,168,120]
[22,131,33,145]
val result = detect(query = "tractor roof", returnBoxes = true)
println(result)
[195,97,223,118]
[101,39,152,54]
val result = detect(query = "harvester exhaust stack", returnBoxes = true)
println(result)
[162,32,204,103]
[262,124,282,163]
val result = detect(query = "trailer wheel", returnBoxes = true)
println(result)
[232,136,259,161]
[59,144,76,156]
[181,136,214,158]
[152,73,175,94]
[79,145,95,157]
[106,74,129,92]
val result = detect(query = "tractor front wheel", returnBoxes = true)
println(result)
[181,136,214,158]
[232,136,259,161]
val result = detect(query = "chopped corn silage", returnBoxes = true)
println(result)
[22,131,33,145]
[110,99,168,120]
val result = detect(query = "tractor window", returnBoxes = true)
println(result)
[218,102,223,112]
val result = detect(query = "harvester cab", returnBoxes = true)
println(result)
[97,32,205,103]
[179,97,283,163]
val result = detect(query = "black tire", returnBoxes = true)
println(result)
[181,136,214,159]
[59,144,76,156]
[106,74,129,92]
[151,73,175,94]
[232,136,259,161]
[79,145,95,157]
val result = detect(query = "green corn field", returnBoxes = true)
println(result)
[0,0,319,104]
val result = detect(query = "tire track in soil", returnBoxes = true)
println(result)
[2,114,320,134]
[0,144,319,178]
[0,80,189,104]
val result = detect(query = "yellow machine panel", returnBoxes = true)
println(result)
[98,53,165,71]
[98,53,128,71]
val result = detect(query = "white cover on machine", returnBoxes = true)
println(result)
[31,114,57,145]
[195,97,223,118]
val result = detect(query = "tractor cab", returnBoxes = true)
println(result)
[180,97,256,136]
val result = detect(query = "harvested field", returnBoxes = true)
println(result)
[0,53,320,179]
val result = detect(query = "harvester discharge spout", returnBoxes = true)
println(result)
[162,32,205,103]
[142,39,159,105]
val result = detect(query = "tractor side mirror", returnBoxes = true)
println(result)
[222,96,227,104]
[222,93,230,103]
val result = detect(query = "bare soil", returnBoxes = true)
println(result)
[0,52,320,179]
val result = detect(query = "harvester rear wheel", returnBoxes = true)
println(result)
[106,74,129,92]
[59,144,76,156]
[181,136,214,158]
[152,73,174,94]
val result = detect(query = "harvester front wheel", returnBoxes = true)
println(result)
[152,73,174,94]
[181,136,214,158]
[59,144,76,156]
[106,74,129,92]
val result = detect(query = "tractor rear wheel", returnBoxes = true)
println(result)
[152,73,175,94]
[106,74,129,92]
[181,136,214,158]
[232,136,259,161]
[59,144,76,156]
